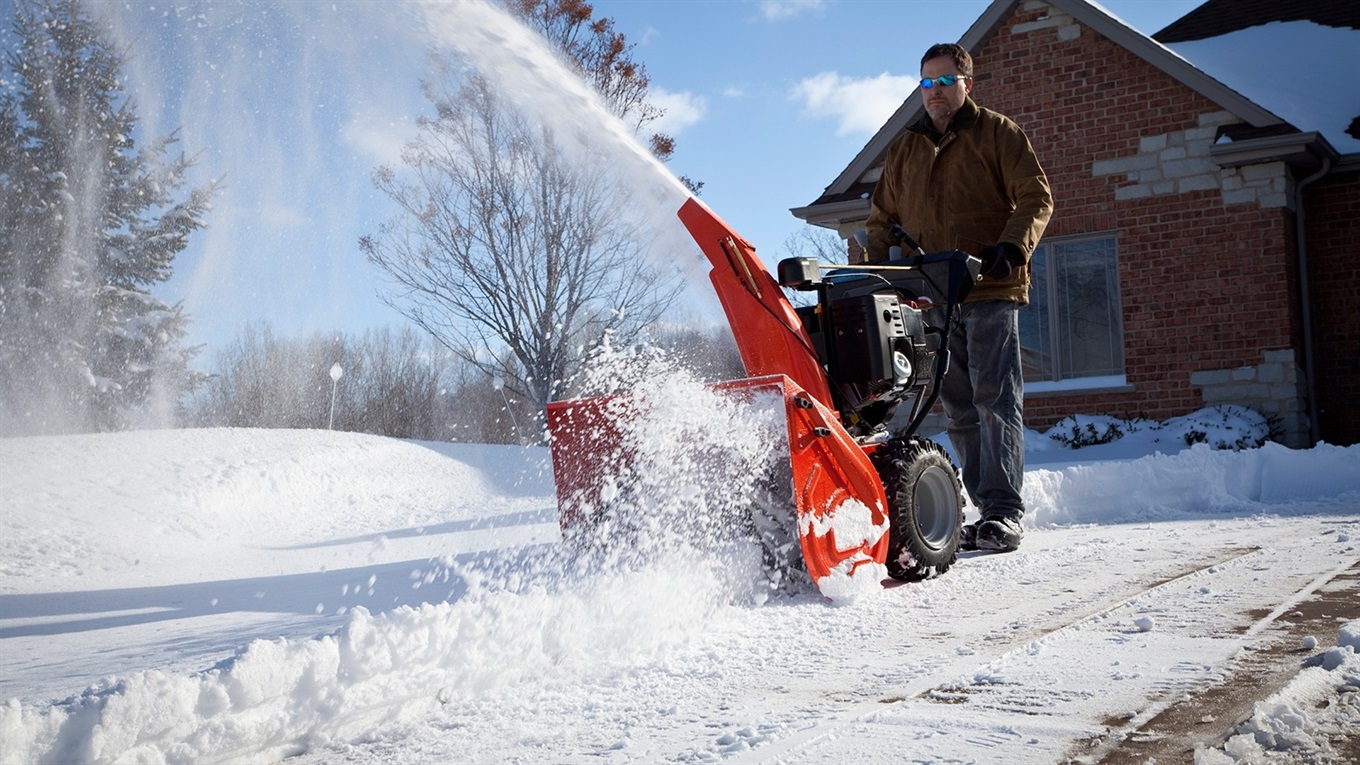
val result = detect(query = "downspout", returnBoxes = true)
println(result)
[1295,155,1331,445]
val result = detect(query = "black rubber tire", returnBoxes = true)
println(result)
[873,437,964,581]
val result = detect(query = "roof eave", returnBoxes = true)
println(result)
[1210,131,1340,174]
[790,198,871,227]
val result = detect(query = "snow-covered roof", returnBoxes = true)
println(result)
[1154,0,1360,44]
[796,0,1357,221]
[1159,17,1360,156]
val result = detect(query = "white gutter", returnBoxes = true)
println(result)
[1294,155,1332,445]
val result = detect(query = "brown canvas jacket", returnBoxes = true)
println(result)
[865,97,1054,304]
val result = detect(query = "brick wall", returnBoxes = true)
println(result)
[965,0,1308,443]
[1306,171,1360,446]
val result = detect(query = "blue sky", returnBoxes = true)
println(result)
[7,0,1206,361]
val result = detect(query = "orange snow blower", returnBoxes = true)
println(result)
[547,198,982,597]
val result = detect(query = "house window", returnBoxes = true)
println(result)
[1020,235,1125,385]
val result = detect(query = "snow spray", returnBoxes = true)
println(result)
[412,0,711,287]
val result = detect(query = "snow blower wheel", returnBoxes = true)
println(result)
[875,437,964,581]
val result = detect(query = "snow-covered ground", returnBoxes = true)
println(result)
[2,401,1359,764]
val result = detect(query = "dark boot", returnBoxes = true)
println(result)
[975,516,1023,552]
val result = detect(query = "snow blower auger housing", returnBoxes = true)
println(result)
[546,198,981,598]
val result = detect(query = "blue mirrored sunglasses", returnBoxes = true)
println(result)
[920,74,968,89]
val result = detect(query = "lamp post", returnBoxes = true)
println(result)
[492,375,519,442]
[328,363,343,430]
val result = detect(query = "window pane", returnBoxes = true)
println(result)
[1054,239,1124,378]
[1020,246,1053,381]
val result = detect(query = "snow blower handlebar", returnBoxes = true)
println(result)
[889,224,926,257]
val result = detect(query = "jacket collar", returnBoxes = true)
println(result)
[909,96,981,139]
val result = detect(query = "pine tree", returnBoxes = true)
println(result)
[0,0,214,434]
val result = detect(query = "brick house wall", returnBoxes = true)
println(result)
[960,1,1312,445]
[1306,171,1360,445]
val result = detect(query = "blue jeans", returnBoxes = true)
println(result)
[933,301,1025,522]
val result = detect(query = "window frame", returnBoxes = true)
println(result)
[1021,232,1129,394]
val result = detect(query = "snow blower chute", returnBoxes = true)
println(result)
[547,198,982,597]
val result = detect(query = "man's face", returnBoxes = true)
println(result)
[921,56,972,126]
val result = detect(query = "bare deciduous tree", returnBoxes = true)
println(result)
[360,66,678,442]
[650,324,746,384]
[189,323,342,430]
[783,225,850,266]
[348,327,449,439]
[188,323,470,441]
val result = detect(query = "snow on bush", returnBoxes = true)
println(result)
[1039,405,1270,452]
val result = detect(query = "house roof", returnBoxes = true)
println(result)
[1154,0,1360,43]
[792,0,1351,227]
[1155,0,1360,153]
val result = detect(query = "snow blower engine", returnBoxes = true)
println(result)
[547,199,982,598]
[777,222,972,443]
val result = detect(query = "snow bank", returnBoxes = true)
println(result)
[0,554,736,765]
[0,428,548,592]
[1026,442,1360,527]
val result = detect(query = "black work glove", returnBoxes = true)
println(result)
[978,242,1024,281]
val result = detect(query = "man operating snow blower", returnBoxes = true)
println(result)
[549,44,1051,598]
[861,43,1053,552]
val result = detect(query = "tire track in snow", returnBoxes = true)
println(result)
[728,542,1341,764]
[1083,555,1360,763]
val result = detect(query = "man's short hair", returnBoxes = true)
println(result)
[921,43,973,77]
